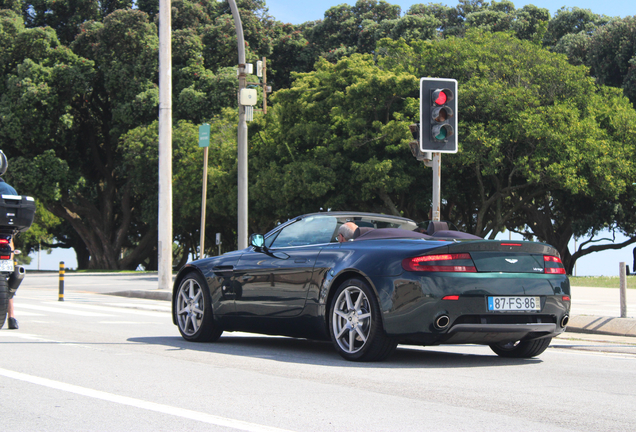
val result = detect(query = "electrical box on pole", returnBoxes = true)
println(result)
[420,78,458,153]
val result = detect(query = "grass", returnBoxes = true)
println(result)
[569,276,636,289]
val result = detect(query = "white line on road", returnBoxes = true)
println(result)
[0,367,295,432]
[16,304,113,317]
[41,301,169,317]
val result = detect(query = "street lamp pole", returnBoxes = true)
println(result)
[228,0,248,250]
[158,0,172,288]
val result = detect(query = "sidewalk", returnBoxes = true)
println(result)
[566,285,636,337]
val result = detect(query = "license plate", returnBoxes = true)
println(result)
[488,296,540,311]
[0,259,13,272]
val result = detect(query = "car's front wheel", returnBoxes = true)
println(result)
[174,272,222,342]
[329,278,397,362]
[490,337,552,358]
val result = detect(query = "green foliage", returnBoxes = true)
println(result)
[2,0,636,275]
[544,6,612,48]
[586,16,636,105]
[121,110,241,258]
[378,31,636,272]
[251,53,430,228]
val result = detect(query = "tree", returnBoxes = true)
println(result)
[249,53,431,231]
[543,6,611,48]
[586,16,636,106]
[0,9,159,269]
[120,112,241,266]
[378,31,636,273]
[1,1,278,268]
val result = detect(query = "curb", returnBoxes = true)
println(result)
[104,290,171,302]
[566,315,636,338]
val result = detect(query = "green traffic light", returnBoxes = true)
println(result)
[434,128,447,140]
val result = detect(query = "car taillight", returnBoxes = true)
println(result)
[544,255,566,274]
[0,239,9,245]
[0,255,10,260]
[402,253,476,272]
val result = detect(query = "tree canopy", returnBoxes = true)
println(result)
[1,0,635,273]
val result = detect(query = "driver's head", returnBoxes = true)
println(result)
[338,222,360,242]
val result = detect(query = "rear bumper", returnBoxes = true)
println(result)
[376,272,570,345]
[449,323,557,334]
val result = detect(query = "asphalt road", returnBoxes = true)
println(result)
[1,275,636,431]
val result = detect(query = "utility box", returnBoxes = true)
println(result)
[239,88,258,106]
[0,195,36,233]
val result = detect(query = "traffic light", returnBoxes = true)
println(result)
[420,78,458,153]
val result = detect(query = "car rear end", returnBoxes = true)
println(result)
[385,240,570,347]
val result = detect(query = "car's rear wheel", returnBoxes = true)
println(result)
[174,272,222,342]
[329,278,397,362]
[490,337,552,358]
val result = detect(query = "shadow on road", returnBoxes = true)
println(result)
[128,334,542,368]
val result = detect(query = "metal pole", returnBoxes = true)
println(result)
[228,0,248,250]
[158,0,173,289]
[620,262,627,318]
[432,152,441,221]
[58,261,64,301]
[199,146,209,259]
[574,238,577,277]
[262,57,268,115]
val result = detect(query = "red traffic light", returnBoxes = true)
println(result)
[431,89,454,106]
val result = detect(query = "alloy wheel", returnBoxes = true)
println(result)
[332,286,372,354]
[176,277,205,336]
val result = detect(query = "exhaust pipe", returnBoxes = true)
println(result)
[560,314,569,328]
[8,265,25,298]
[434,314,450,330]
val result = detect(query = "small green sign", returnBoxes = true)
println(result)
[198,124,210,147]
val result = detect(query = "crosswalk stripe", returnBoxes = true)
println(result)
[16,304,113,317]
[40,302,169,317]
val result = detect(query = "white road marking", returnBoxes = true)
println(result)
[97,321,162,325]
[41,301,168,317]
[10,310,45,317]
[16,304,113,317]
[104,302,171,312]
[0,368,294,432]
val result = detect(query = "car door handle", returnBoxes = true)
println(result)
[294,259,307,263]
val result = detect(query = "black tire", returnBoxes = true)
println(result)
[490,337,552,358]
[329,278,397,362]
[173,272,222,342]
[0,276,7,329]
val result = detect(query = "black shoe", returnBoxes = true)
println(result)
[8,317,18,329]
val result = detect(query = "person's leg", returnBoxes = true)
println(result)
[7,297,18,329]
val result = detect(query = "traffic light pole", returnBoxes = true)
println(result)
[432,153,441,222]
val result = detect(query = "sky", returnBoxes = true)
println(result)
[266,0,634,24]
[21,0,636,275]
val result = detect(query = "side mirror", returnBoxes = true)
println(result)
[250,233,265,249]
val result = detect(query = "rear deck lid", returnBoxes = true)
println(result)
[445,240,564,274]
[470,251,545,273]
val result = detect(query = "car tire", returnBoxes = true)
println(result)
[174,272,222,342]
[489,337,552,358]
[0,276,7,329]
[329,278,397,362]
